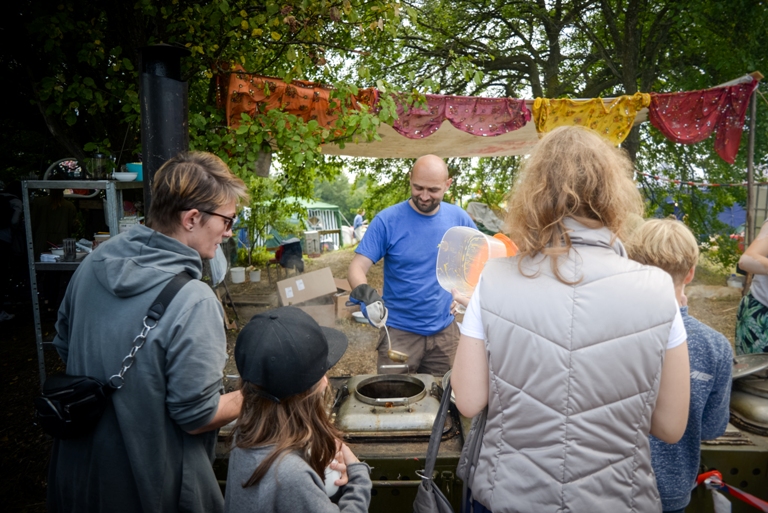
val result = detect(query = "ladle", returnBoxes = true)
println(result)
[383,325,409,363]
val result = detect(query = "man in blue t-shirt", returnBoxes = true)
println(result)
[348,155,476,374]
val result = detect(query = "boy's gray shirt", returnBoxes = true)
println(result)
[225,446,372,513]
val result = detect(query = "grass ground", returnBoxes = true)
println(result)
[688,255,740,347]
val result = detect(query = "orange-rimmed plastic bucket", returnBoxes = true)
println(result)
[436,227,515,297]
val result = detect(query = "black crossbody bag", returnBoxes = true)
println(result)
[35,272,192,439]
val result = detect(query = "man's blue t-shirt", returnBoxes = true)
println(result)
[356,200,476,335]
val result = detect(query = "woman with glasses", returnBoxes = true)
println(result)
[48,152,249,513]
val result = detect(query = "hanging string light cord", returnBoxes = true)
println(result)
[638,172,768,188]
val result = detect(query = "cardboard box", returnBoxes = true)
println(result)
[335,292,359,320]
[297,304,336,328]
[277,267,337,306]
[334,278,351,292]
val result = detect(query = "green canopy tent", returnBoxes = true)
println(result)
[240,198,344,251]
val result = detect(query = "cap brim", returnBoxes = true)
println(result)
[321,326,348,370]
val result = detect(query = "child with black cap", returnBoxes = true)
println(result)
[225,306,372,513]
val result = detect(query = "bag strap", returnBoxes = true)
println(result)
[106,271,193,390]
[146,271,194,321]
[422,380,453,480]
[461,407,487,513]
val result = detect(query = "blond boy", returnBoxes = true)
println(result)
[628,219,733,513]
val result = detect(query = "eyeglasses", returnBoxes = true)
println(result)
[199,210,238,231]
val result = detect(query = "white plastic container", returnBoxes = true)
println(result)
[727,273,745,288]
[230,267,246,284]
[436,226,507,297]
[249,269,261,282]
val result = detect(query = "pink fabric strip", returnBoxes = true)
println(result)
[392,94,531,139]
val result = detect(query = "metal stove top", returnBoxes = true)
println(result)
[331,373,453,440]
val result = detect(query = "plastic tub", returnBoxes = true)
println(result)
[436,226,509,297]
[230,267,245,284]
[249,269,261,282]
[125,162,143,181]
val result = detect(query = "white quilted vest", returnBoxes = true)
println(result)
[470,218,676,513]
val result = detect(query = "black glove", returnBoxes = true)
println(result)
[349,284,388,327]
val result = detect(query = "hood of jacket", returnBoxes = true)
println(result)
[563,216,627,257]
[88,224,203,299]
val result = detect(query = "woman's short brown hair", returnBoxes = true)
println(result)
[147,152,249,234]
[505,126,644,282]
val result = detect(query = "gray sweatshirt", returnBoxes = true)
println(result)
[225,446,372,513]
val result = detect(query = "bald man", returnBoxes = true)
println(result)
[348,155,476,375]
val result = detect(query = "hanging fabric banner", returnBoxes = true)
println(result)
[391,95,530,139]
[219,72,378,130]
[648,78,758,164]
[532,92,651,145]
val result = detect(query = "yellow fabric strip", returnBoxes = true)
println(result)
[532,92,651,145]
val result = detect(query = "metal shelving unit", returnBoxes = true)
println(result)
[21,179,144,386]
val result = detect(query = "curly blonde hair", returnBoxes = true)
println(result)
[506,126,644,282]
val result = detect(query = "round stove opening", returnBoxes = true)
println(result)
[354,375,427,406]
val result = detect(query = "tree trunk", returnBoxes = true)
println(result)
[622,125,641,162]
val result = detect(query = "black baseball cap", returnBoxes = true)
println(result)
[235,306,348,402]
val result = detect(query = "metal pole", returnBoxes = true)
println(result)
[746,90,758,246]
[139,44,191,222]
[22,181,47,388]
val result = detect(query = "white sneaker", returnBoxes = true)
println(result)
[0,311,14,322]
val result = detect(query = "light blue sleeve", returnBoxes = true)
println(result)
[355,214,387,264]
[462,210,478,230]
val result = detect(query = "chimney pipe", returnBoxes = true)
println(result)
[139,44,191,221]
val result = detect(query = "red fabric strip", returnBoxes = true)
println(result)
[649,78,758,164]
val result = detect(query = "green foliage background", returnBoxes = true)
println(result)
[2,0,767,269]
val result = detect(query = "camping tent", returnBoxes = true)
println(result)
[238,198,344,251]
[296,198,344,250]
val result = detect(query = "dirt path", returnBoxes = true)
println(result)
[223,246,384,379]
[224,248,742,378]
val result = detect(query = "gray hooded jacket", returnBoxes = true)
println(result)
[470,218,677,513]
[48,224,227,513]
